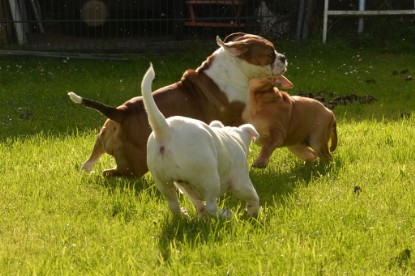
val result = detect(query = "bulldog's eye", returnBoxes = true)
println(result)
[269,52,276,62]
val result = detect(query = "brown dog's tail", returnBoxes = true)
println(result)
[330,121,338,152]
[68,92,124,123]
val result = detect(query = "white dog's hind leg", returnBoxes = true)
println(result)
[196,176,222,219]
[155,178,182,216]
[186,196,206,215]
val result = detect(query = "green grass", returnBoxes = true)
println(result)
[1,40,415,274]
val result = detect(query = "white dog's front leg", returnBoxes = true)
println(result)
[232,180,260,217]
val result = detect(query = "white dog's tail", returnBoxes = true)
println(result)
[141,63,171,142]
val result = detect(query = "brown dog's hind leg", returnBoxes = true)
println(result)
[102,168,125,177]
[80,119,119,174]
[288,145,317,162]
[314,144,332,162]
[81,136,105,173]
[310,132,333,162]
[102,155,147,178]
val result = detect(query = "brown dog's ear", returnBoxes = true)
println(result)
[216,36,248,57]
[274,76,294,89]
[223,32,247,43]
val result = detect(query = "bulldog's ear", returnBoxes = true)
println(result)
[223,32,247,43]
[216,36,248,57]
[209,120,224,128]
[241,124,260,140]
[275,75,293,89]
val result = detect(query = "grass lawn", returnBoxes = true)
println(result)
[0,39,414,274]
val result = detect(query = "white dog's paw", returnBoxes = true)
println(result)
[246,205,260,218]
[180,207,189,217]
[219,208,232,219]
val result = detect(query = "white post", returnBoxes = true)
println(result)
[358,0,365,33]
[323,0,328,43]
[8,0,26,45]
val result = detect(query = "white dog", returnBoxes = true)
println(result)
[142,64,260,219]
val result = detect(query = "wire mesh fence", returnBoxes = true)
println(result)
[0,0,297,52]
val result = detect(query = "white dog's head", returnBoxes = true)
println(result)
[239,123,260,143]
[210,120,259,153]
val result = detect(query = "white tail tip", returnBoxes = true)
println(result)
[147,63,155,80]
[68,92,82,104]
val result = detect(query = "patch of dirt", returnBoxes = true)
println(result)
[392,69,414,82]
[296,91,377,110]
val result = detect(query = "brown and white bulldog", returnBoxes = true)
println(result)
[244,77,337,168]
[68,32,288,177]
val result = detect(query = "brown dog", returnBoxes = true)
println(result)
[68,32,288,177]
[244,77,337,168]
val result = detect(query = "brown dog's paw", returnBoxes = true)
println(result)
[252,159,269,168]
[102,168,124,177]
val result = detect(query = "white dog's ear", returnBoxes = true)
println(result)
[274,75,293,89]
[209,120,224,128]
[241,124,259,140]
[216,36,248,57]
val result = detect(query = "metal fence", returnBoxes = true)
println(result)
[0,0,297,52]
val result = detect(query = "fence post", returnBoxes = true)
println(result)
[8,0,26,45]
[357,0,365,33]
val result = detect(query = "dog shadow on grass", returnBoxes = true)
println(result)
[157,209,264,263]
[86,174,244,263]
[83,173,150,193]
[156,158,343,263]
[251,158,344,206]
[81,173,153,222]
[77,158,342,264]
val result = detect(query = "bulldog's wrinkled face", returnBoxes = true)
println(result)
[220,32,288,77]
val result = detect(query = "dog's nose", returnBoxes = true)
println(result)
[279,55,286,64]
